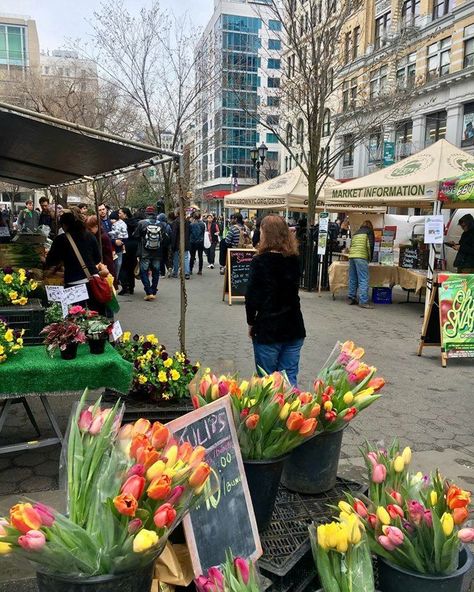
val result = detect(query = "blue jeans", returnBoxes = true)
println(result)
[139,256,160,295]
[348,258,369,304]
[173,250,190,276]
[114,251,123,281]
[253,338,304,386]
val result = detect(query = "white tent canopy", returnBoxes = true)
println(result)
[324,140,474,208]
[224,167,341,212]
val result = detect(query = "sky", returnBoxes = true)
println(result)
[4,0,213,52]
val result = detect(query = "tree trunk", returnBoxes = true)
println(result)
[303,174,318,291]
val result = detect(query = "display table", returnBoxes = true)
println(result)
[328,261,427,298]
[0,343,133,454]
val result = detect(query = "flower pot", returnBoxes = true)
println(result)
[377,547,473,592]
[60,342,79,360]
[243,455,288,532]
[281,427,345,494]
[36,562,155,592]
[88,336,107,355]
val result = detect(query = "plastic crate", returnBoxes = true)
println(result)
[258,478,366,592]
[372,287,392,304]
[0,298,45,345]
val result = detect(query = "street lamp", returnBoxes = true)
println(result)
[250,142,268,184]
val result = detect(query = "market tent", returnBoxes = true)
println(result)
[324,140,474,208]
[224,167,341,212]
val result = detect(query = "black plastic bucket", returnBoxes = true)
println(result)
[60,342,78,360]
[377,547,473,592]
[36,562,155,592]
[243,455,287,532]
[89,337,107,354]
[281,428,345,494]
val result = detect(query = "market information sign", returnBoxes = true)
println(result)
[223,248,256,305]
[439,273,474,361]
[167,398,262,574]
[317,212,329,255]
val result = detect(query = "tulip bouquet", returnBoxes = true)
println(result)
[341,441,473,576]
[116,332,200,402]
[195,551,260,592]
[0,320,24,363]
[190,371,320,460]
[0,267,37,306]
[313,341,385,431]
[309,514,375,592]
[0,390,212,577]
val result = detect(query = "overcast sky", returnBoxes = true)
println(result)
[5,0,213,52]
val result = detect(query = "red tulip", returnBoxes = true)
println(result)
[218,381,229,396]
[191,395,200,409]
[10,504,42,534]
[18,530,46,551]
[121,475,146,500]
[273,393,285,407]
[113,493,138,517]
[153,503,177,528]
[372,464,387,484]
[245,414,260,430]
[343,407,357,422]
[353,499,368,518]
[286,412,304,431]
[148,475,172,500]
[234,557,250,584]
[389,490,403,505]
[368,513,377,529]
[313,379,324,394]
[298,392,313,405]
[208,567,224,591]
[367,377,385,391]
[387,504,404,520]
[189,463,211,488]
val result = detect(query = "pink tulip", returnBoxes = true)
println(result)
[18,530,46,551]
[118,423,133,441]
[389,490,403,505]
[208,567,224,591]
[218,381,229,396]
[127,464,145,478]
[423,510,433,527]
[33,503,55,527]
[372,464,387,483]
[407,500,425,525]
[368,513,377,529]
[458,528,474,543]
[128,518,142,535]
[199,381,211,396]
[195,576,210,592]
[346,358,360,373]
[367,452,378,467]
[78,409,93,432]
[383,526,404,546]
[354,499,368,518]
[234,557,250,584]
[167,486,185,506]
[89,413,105,435]
[378,534,396,551]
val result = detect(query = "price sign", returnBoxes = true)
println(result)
[64,284,89,304]
[110,320,123,341]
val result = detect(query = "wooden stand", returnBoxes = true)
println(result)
[222,248,256,306]
[417,282,446,366]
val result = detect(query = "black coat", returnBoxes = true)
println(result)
[171,219,190,252]
[454,227,474,269]
[245,252,306,344]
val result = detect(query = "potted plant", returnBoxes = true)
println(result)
[196,550,261,592]
[190,371,320,531]
[341,441,474,592]
[0,319,24,363]
[84,315,112,355]
[282,340,385,494]
[40,319,86,360]
[0,267,37,306]
[0,390,213,591]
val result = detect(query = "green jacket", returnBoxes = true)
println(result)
[349,230,373,260]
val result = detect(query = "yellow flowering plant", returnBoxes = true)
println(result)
[0,320,24,363]
[0,267,37,306]
[116,332,200,402]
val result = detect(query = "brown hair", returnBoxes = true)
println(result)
[85,215,98,231]
[361,220,374,230]
[258,215,299,257]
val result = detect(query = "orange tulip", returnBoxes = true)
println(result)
[189,462,211,488]
[310,403,321,418]
[147,475,172,500]
[132,418,151,437]
[446,485,471,510]
[113,493,138,517]
[245,413,260,430]
[367,377,385,392]
[10,503,42,534]
[351,347,365,359]
[298,392,313,405]
[286,411,305,432]
[453,506,469,525]
[151,423,170,450]
[341,341,355,354]
[189,446,206,468]
[130,434,150,459]
[136,444,160,469]
[178,442,193,462]
[299,418,317,437]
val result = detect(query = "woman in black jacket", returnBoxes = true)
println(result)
[453,213,474,273]
[118,207,139,295]
[245,215,306,386]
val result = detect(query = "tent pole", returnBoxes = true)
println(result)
[285,206,289,223]
[176,157,187,353]
[92,181,103,260]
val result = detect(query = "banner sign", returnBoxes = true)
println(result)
[317,212,329,255]
[439,273,474,359]
[439,174,474,204]
[383,141,395,167]
[331,184,426,199]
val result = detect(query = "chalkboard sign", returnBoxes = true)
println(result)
[399,246,419,269]
[223,248,256,305]
[167,398,262,574]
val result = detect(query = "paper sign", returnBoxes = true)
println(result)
[64,284,89,304]
[439,273,474,358]
[110,320,123,341]
[0,227,10,237]
[424,215,444,244]
[46,286,65,302]
[317,212,329,255]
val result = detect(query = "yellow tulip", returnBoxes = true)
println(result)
[346,515,362,544]
[317,524,329,550]
[355,387,374,398]
[401,447,412,465]
[343,391,354,405]
[338,501,353,515]
[164,445,178,467]
[393,456,405,473]
[239,380,249,392]
[326,522,339,548]
[0,542,11,555]
[430,491,438,506]
[376,506,391,525]
[324,401,333,411]
[146,460,166,481]
[290,399,301,411]
[441,513,454,536]
[279,402,290,420]
[133,529,159,553]
[211,384,219,400]
[335,527,349,553]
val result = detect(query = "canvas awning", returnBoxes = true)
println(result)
[324,140,474,208]
[0,102,178,189]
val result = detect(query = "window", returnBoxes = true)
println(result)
[401,0,420,27]
[396,52,416,87]
[286,123,293,145]
[266,115,280,126]
[223,32,260,52]
[269,19,282,31]
[323,110,331,137]
[427,38,451,81]
[343,134,354,167]
[268,58,281,69]
[395,120,413,159]
[433,0,450,19]
[344,32,352,65]
[374,12,391,50]
[353,26,360,60]
[222,15,261,33]
[266,132,278,143]
[321,146,330,173]
[368,130,382,163]
[464,25,474,68]
[370,66,388,98]
[0,24,27,66]
[461,103,474,147]
[342,78,357,111]
[268,77,280,88]
[296,119,304,144]
[267,96,280,107]
[425,111,447,145]
[268,39,281,50]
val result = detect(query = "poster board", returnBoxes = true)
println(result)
[223,248,256,306]
[167,398,262,574]
[317,212,329,255]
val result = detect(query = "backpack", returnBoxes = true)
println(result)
[144,223,163,251]
[237,226,252,248]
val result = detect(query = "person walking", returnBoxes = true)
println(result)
[451,213,474,273]
[347,220,375,309]
[171,213,191,279]
[118,207,138,295]
[109,211,128,285]
[245,215,306,386]
[17,200,40,232]
[190,212,206,275]
[133,206,169,301]
[205,214,220,268]
[157,213,172,278]
[220,213,251,274]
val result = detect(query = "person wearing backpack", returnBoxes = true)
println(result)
[189,212,206,275]
[133,205,170,301]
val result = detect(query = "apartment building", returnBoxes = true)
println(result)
[40,50,98,93]
[194,0,284,209]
